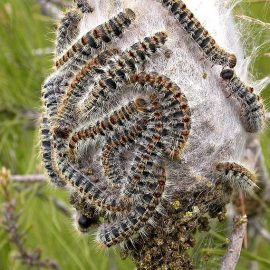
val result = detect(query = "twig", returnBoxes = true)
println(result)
[242,0,270,3]
[236,15,270,29]
[245,136,270,203]
[49,0,71,7]
[221,215,248,270]
[3,200,61,270]
[254,222,270,242]
[52,197,71,217]
[38,0,61,19]
[239,192,248,248]
[11,174,47,183]
[109,250,118,270]
[0,169,61,270]
[243,135,269,186]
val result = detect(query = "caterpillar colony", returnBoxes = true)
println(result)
[40,0,266,269]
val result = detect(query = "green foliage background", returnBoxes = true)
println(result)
[0,1,269,269]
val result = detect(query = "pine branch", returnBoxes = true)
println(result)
[221,215,248,270]
[0,168,61,270]
[11,174,47,183]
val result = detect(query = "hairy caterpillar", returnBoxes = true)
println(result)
[156,0,237,68]
[220,69,265,133]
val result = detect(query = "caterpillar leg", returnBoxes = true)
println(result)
[216,162,258,194]
[220,69,265,133]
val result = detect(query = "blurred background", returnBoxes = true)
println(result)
[0,0,269,269]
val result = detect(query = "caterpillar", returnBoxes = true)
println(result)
[216,162,258,194]
[55,8,136,68]
[220,69,265,133]
[156,0,237,68]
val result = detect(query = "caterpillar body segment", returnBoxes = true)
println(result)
[220,69,265,133]
[216,162,258,194]
[96,166,167,247]
[42,72,75,121]
[156,0,237,68]
[79,32,168,114]
[55,9,136,68]
[241,102,265,133]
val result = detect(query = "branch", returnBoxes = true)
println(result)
[243,135,269,188]
[11,174,47,183]
[254,223,270,243]
[0,172,61,270]
[221,215,247,270]
[38,0,61,19]
[51,197,71,217]
[49,0,71,7]
[266,112,270,121]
